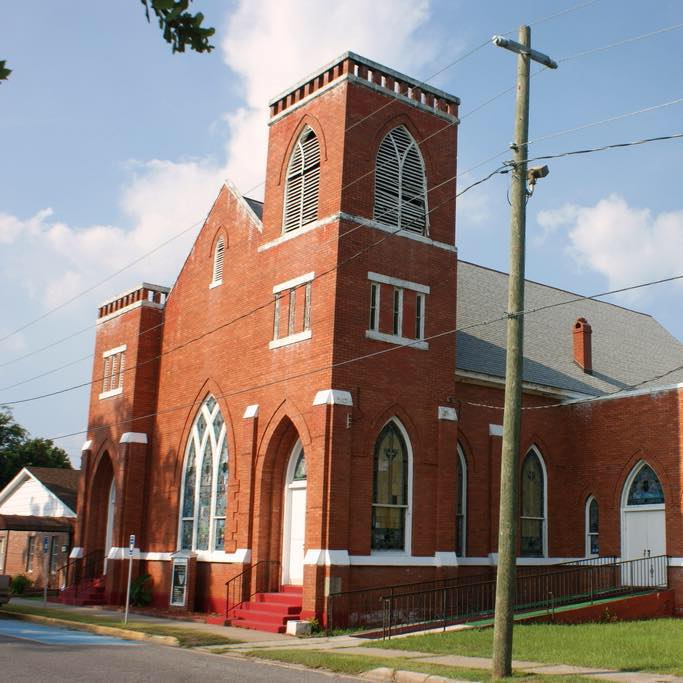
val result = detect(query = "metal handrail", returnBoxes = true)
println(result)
[380,554,669,639]
[224,559,280,619]
[55,548,105,597]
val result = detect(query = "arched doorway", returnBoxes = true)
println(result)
[621,462,666,561]
[281,441,306,586]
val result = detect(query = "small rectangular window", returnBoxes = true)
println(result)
[392,288,403,336]
[26,536,35,572]
[49,536,59,574]
[303,283,312,331]
[273,293,281,340]
[369,283,380,331]
[415,293,425,340]
[103,356,112,393]
[288,289,296,336]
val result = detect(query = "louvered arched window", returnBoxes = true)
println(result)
[283,127,320,232]
[212,237,225,285]
[179,395,229,552]
[374,125,428,234]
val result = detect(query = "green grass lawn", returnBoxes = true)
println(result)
[245,649,606,682]
[1,603,242,647]
[367,619,683,676]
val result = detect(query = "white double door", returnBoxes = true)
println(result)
[621,506,665,586]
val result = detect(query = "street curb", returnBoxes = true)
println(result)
[2,611,179,646]
[362,668,469,683]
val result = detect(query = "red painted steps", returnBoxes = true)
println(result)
[57,577,107,607]
[228,586,302,634]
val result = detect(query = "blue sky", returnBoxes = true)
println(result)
[1,0,682,465]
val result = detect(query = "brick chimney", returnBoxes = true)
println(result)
[573,317,592,374]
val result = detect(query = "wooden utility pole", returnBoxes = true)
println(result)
[491,26,556,678]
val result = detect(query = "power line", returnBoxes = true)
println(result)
[45,268,683,442]
[0,166,509,405]
[557,21,683,63]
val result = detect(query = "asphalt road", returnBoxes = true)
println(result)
[0,618,359,682]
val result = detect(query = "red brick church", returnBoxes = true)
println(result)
[70,52,683,627]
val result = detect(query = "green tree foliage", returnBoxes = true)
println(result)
[141,0,215,54]
[0,408,71,489]
[0,1,214,85]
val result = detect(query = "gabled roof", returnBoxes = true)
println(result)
[26,467,80,513]
[456,261,683,396]
[0,467,80,517]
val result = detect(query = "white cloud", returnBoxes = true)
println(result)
[537,194,683,290]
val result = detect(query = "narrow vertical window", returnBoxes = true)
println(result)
[303,283,312,331]
[586,497,599,556]
[456,446,467,557]
[213,442,228,551]
[283,127,321,232]
[273,293,281,340]
[110,354,119,390]
[520,449,546,557]
[103,356,112,393]
[369,283,380,331]
[26,536,35,572]
[49,537,59,574]
[288,289,296,336]
[372,421,411,552]
[415,293,425,340]
[392,288,403,336]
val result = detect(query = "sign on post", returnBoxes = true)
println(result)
[43,536,49,605]
[124,534,136,624]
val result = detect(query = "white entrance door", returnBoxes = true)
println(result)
[103,480,116,575]
[282,443,307,586]
[623,508,666,560]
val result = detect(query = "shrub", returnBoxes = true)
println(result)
[130,573,152,607]
[10,574,33,595]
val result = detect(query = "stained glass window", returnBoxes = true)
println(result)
[627,464,664,506]
[178,395,229,552]
[520,450,545,557]
[293,449,307,481]
[372,422,409,551]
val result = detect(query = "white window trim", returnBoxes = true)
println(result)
[103,344,127,359]
[273,271,315,294]
[365,329,428,351]
[521,446,548,558]
[371,418,413,556]
[99,386,123,400]
[209,279,223,289]
[392,287,403,336]
[585,495,599,558]
[369,282,380,332]
[269,329,312,350]
[367,271,430,294]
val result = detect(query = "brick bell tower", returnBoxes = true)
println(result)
[260,53,461,620]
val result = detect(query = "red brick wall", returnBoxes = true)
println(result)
[0,530,71,589]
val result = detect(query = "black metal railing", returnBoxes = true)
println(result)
[559,555,619,567]
[54,548,105,597]
[326,571,497,633]
[380,555,669,639]
[224,560,280,619]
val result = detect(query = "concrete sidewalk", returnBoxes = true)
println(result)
[220,634,683,682]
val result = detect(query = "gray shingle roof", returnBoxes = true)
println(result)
[244,197,263,220]
[456,261,683,396]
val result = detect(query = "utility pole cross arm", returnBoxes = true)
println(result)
[492,35,558,69]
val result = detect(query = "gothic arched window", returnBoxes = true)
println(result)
[179,395,229,552]
[520,448,546,557]
[372,420,411,552]
[374,125,428,234]
[283,127,320,232]
[586,496,599,556]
